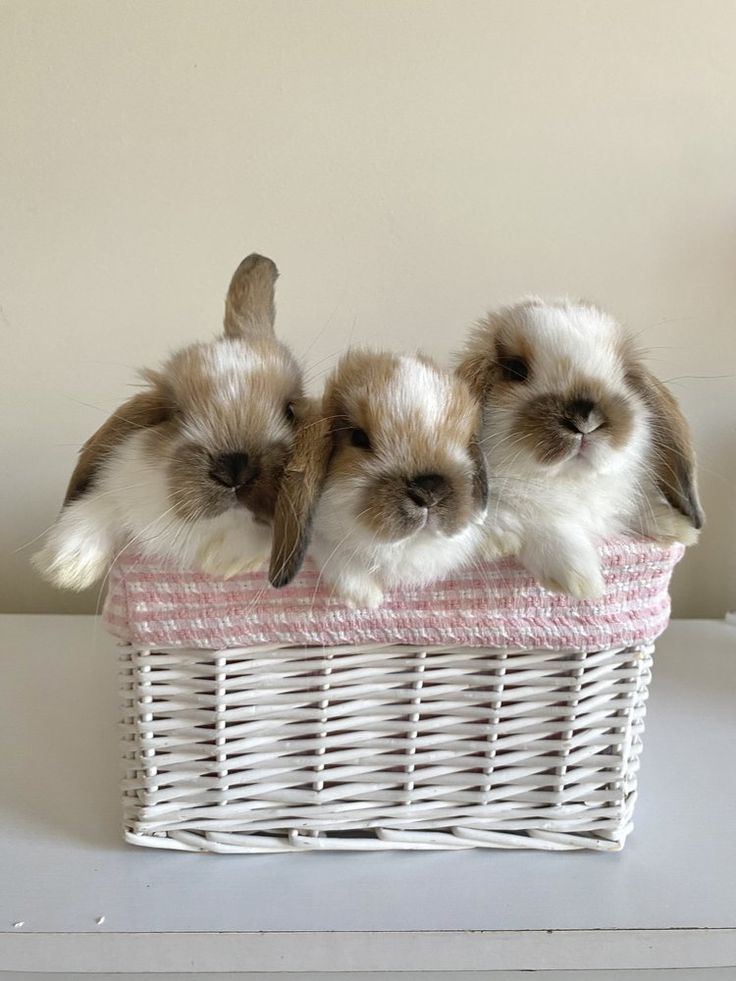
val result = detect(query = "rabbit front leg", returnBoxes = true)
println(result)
[313,542,385,608]
[332,568,385,609]
[519,524,605,600]
[193,511,272,579]
[33,493,119,590]
[479,505,524,561]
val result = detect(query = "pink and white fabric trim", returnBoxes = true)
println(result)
[103,539,683,652]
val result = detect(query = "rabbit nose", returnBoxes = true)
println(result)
[210,452,259,489]
[406,473,450,508]
[561,399,602,435]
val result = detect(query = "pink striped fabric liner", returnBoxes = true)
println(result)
[103,539,683,651]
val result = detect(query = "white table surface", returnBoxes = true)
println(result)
[0,616,734,974]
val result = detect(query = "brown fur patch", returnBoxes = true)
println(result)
[269,397,333,587]
[164,434,291,524]
[626,364,704,528]
[515,384,635,465]
[64,387,173,505]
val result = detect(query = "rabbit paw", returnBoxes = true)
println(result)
[196,533,268,579]
[33,539,110,591]
[639,502,700,547]
[538,562,606,600]
[480,526,522,560]
[337,576,385,610]
[523,538,605,600]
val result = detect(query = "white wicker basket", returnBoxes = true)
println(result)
[107,541,682,853]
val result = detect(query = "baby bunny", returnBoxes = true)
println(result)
[268,350,489,608]
[457,298,703,599]
[34,254,303,589]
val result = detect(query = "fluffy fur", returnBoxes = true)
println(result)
[457,297,703,599]
[269,350,489,609]
[34,254,303,589]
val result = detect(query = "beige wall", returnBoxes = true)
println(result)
[2,0,734,616]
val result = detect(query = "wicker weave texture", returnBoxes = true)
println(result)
[120,641,653,852]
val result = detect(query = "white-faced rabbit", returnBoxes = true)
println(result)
[268,350,489,608]
[457,297,703,599]
[34,254,303,589]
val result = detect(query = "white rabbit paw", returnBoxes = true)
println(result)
[538,560,605,600]
[640,504,700,547]
[33,540,110,591]
[196,533,268,580]
[480,526,522,560]
[336,576,385,610]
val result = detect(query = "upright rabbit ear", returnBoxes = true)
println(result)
[269,398,334,588]
[629,365,704,531]
[223,253,279,339]
[64,378,174,506]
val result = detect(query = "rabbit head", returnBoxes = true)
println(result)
[458,297,703,531]
[269,349,488,597]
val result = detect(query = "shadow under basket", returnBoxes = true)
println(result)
[104,540,683,853]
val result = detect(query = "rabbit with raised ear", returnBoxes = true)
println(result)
[34,253,303,589]
[457,297,703,600]
[268,350,489,609]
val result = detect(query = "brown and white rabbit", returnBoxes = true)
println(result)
[34,254,303,589]
[268,350,489,608]
[457,297,703,599]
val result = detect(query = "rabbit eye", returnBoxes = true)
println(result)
[500,356,529,383]
[284,401,296,423]
[350,427,372,450]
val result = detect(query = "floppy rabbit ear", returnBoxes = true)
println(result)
[64,379,174,506]
[629,366,704,530]
[468,436,489,514]
[223,253,278,339]
[268,398,333,588]
[454,366,491,515]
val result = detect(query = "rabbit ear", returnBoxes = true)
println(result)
[268,398,334,588]
[64,379,174,506]
[453,362,490,513]
[468,436,489,514]
[223,253,279,339]
[629,366,704,530]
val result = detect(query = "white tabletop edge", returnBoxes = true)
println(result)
[2,927,736,974]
